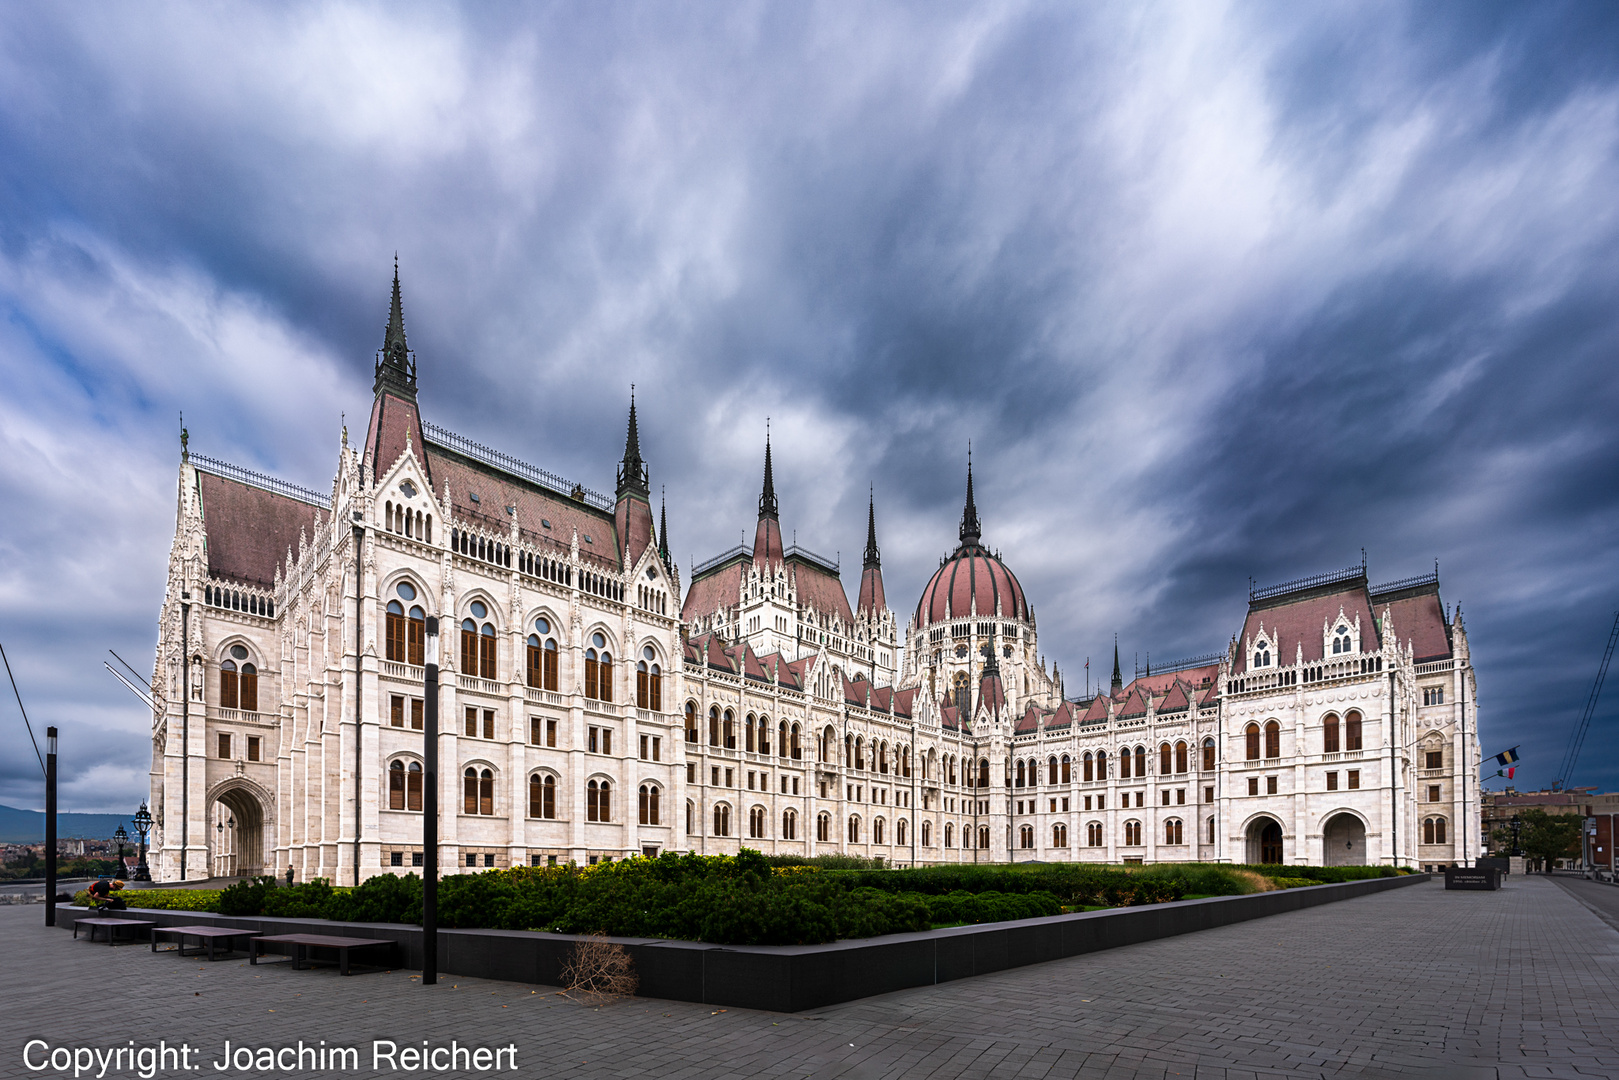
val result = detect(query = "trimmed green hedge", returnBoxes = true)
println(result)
[73,857,1406,945]
[71,888,222,912]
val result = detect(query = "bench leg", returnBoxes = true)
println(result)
[340,950,350,977]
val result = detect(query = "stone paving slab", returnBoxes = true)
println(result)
[3,876,1616,1079]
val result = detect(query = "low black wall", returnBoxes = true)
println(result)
[62,872,1429,1012]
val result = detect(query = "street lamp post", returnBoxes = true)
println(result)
[423,616,439,986]
[215,820,223,878]
[113,825,129,880]
[132,803,153,882]
[1510,814,1523,859]
[45,727,57,928]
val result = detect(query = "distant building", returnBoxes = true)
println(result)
[143,271,1484,881]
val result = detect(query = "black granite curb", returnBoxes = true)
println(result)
[58,872,1429,1011]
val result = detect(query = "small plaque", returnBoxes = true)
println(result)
[1444,867,1502,891]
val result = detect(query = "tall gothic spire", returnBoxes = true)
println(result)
[658,486,670,563]
[759,425,778,520]
[374,256,417,399]
[616,386,649,498]
[959,444,981,547]
[1111,636,1123,693]
[863,487,881,570]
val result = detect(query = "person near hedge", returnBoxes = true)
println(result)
[86,877,127,910]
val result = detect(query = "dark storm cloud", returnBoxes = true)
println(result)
[0,1,1616,809]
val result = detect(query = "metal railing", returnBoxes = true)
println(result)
[1250,562,1365,602]
[1371,570,1439,597]
[192,454,330,509]
[423,422,612,511]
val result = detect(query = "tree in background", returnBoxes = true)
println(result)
[1492,809,1584,872]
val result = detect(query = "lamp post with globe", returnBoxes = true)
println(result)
[112,824,129,880]
[131,803,152,882]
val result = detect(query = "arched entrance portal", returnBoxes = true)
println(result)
[1246,817,1284,865]
[1322,813,1367,866]
[209,785,267,879]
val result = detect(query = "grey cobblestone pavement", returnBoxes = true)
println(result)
[3,875,1616,1080]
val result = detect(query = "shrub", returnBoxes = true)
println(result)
[216,876,278,916]
[84,888,223,912]
[925,889,1062,926]
[261,878,336,918]
[326,873,421,924]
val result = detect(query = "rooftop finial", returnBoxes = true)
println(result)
[179,412,188,462]
[374,257,417,398]
[1111,635,1123,693]
[959,442,981,547]
[859,486,880,570]
[617,385,648,498]
[759,421,778,520]
[658,485,670,563]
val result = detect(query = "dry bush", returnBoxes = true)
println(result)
[558,933,639,1004]
[1230,870,1278,893]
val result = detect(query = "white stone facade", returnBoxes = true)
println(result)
[144,279,1482,881]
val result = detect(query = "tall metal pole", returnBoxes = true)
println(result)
[423,617,439,985]
[45,727,57,927]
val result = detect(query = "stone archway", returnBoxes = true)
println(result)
[1246,816,1284,865]
[209,782,269,879]
[1322,813,1367,866]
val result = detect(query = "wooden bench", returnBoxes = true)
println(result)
[73,918,155,946]
[250,934,397,976]
[152,925,262,961]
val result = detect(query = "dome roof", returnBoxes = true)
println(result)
[916,544,1028,627]
[914,455,1029,628]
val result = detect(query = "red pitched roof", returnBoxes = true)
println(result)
[892,687,918,719]
[1046,700,1075,730]
[196,469,319,588]
[1117,685,1148,719]
[857,565,886,617]
[1157,681,1191,714]
[1015,702,1042,733]
[1080,694,1110,724]
[1377,587,1452,663]
[792,561,854,623]
[978,672,1006,715]
[365,391,430,489]
[941,703,961,731]
[1236,583,1380,675]
[426,449,619,569]
[753,516,784,570]
[616,495,655,569]
[682,561,744,621]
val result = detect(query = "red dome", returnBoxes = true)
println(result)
[916,544,1028,627]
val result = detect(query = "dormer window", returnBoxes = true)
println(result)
[469,491,480,504]
[1253,641,1271,668]
[1332,625,1352,655]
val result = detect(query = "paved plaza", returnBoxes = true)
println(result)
[4,875,1618,1079]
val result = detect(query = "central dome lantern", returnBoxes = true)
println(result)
[915,456,1028,628]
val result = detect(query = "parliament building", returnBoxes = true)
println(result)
[144,272,1483,883]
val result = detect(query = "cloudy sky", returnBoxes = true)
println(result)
[1,2,1616,814]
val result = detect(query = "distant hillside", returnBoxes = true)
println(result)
[0,805,131,843]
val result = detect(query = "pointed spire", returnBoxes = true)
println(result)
[759,422,778,520]
[862,486,881,570]
[374,256,418,399]
[959,443,981,547]
[658,486,670,563]
[1111,635,1123,693]
[616,385,649,498]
